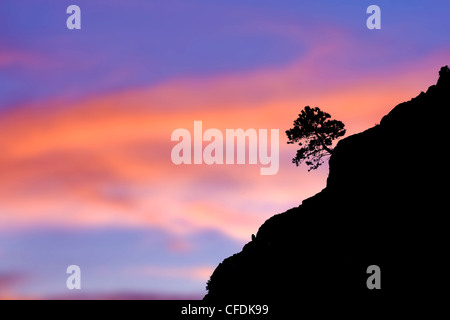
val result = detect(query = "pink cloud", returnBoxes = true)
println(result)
[47,292,203,300]
[0,272,36,300]
[130,265,215,282]
[0,47,61,70]
[0,41,447,242]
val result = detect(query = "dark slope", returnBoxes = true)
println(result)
[204,66,449,305]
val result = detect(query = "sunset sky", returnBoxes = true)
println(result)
[1,0,449,299]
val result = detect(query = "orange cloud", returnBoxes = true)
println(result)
[0,46,447,242]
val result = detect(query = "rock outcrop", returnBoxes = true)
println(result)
[204,66,450,306]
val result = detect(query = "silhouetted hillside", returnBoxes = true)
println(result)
[204,66,449,309]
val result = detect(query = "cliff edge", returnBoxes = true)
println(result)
[204,66,449,305]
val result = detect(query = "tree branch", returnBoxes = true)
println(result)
[314,132,334,154]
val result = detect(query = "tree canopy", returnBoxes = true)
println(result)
[286,106,346,171]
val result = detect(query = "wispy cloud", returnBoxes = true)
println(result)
[0,272,34,300]
[0,47,446,239]
[130,265,215,281]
